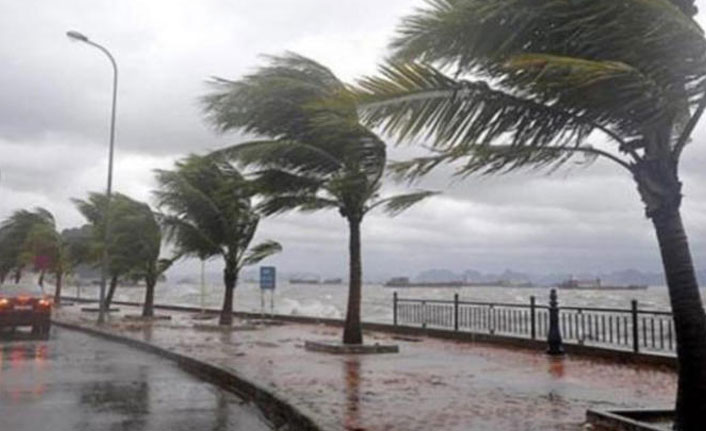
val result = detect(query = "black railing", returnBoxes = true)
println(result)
[393,291,676,355]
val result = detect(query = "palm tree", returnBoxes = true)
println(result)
[355,0,706,427]
[0,208,56,284]
[154,154,282,326]
[21,215,74,302]
[202,53,436,344]
[105,196,177,318]
[73,193,155,309]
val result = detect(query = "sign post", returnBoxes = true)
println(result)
[260,266,276,317]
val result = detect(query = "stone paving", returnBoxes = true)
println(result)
[54,305,677,431]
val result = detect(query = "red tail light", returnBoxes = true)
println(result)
[38,299,52,308]
[0,298,9,308]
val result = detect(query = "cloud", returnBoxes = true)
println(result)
[1,0,705,281]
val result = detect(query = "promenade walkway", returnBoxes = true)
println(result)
[54,304,676,431]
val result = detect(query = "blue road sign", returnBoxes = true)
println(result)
[260,266,276,290]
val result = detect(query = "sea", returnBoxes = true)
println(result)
[60,281,692,323]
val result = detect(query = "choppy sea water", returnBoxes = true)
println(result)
[60,282,691,323]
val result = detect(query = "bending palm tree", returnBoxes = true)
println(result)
[22,215,75,302]
[155,155,282,326]
[73,193,154,309]
[0,208,56,284]
[202,53,435,344]
[106,197,177,318]
[355,0,706,427]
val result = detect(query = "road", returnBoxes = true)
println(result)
[0,327,272,431]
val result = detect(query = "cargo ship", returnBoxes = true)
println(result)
[322,278,343,285]
[556,278,647,291]
[289,278,320,285]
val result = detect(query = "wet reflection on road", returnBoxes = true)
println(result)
[0,328,271,431]
[343,358,362,431]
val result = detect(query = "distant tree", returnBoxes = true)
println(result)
[155,155,282,325]
[202,53,435,343]
[355,0,706,427]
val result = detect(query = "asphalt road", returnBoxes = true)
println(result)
[0,326,273,431]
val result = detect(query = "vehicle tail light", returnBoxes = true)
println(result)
[0,298,9,308]
[38,299,52,308]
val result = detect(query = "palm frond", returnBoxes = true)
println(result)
[212,140,342,176]
[392,0,705,97]
[388,154,454,182]
[158,214,222,259]
[368,191,439,216]
[202,52,353,142]
[357,62,595,154]
[202,53,391,222]
[250,169,323,195]
[501,54,666,129]
[241,240,282,267]
[257,195,340,216]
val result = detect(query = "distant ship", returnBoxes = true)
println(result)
[289,278,320,285]
[383,277,533,288]
[557,278,647,291]
[322,278,343,285]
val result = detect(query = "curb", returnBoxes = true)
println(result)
[52,319,323,431]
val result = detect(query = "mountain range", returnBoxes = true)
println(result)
[413,268,706,287]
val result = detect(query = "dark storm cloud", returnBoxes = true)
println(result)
[1,0,705,279]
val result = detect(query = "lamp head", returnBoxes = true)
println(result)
[66,30,89,42]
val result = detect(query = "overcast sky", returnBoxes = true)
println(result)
[1,0,705,280]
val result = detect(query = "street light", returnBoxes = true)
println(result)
[66,30,118,324]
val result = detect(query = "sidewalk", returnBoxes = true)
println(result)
[54,304,676,431]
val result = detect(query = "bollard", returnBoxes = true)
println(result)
[631,300,639,353]
[454,293,459,331]
[547,289,565,356]
[530,296,536,340]
[421,300,427,329]
[393,292,398,326]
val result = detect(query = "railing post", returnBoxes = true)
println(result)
[421,300,427,329]
[530,296,536,340]
[489,304,495,334]
[454,293,459,331]
[547,289,564,356]
[393,292,398,326]
[631,299,639,354]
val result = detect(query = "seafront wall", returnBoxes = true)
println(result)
[61,297,677,369]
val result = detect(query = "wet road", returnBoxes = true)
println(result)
[0,327,272,431]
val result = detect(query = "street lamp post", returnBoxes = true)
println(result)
[66,30,118,324]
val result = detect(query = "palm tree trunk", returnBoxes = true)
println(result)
[343,218,363,345]
[219,264,237,326]
[38,270,45,287]
[54,271,63,304]
[142,276,156,318]
[652,209,706,430]
[13,268,21,284]
[104,275,119,309]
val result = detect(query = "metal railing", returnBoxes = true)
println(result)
[393,291,676,355]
